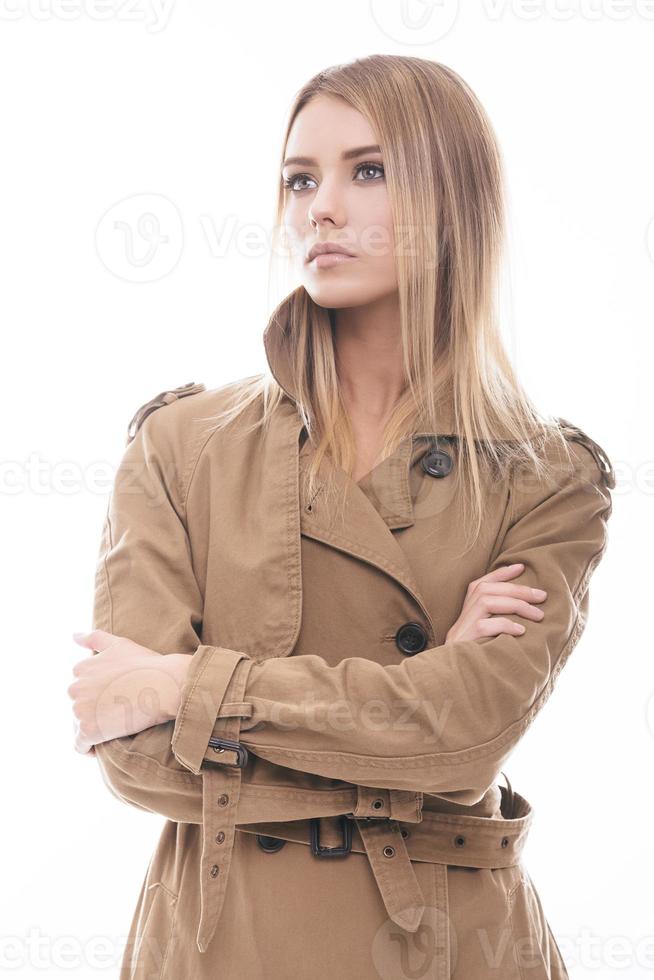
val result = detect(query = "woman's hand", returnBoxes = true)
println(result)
[445,562,547,643]
[68,629,191,755]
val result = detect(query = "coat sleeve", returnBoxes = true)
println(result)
[172,430,614,807]
[90,397,251,823]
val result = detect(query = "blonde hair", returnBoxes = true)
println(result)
[203,55,573,553]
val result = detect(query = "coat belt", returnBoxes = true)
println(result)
[195,743,532,965]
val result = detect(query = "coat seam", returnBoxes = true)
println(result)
[284,409,302,656]
[179,423,224,521]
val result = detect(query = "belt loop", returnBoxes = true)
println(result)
[349,788,423,824]
[349,786,391,819]
[388,789,424,823]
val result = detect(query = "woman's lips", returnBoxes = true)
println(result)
[308,252,357,269]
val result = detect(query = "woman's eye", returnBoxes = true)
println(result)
[283,174,317,193]
[354,162,385,181]
[282,162,385,193]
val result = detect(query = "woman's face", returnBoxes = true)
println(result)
[281,94,397,310]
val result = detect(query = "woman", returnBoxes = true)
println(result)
[69,56,614,979]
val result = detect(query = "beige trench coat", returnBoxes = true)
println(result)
[90,287,615,979]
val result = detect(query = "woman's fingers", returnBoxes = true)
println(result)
[469,562,526,587]
[463,565,547,618]
[474,580,547,603]
[473,594,546,621]
[446,563,550,643]
[476,616,528,637]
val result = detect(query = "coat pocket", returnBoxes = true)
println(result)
[507,867,568,979]
[126,880,179,980]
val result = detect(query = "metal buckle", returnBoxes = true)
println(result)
[310,815,352,857]
[207,736,249,767]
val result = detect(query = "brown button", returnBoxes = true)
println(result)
[218,794,229,806]
[382,845,395,858]
[454,834,466,847]
[215,832,225,844]
[210,864,220,877]
[371,798,385,811]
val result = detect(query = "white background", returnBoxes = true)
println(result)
[1,1,651,977]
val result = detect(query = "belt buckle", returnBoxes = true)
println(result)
[310,815,352,857]
[206,736,249,767]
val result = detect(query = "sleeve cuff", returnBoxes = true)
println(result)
[171,645,252,775]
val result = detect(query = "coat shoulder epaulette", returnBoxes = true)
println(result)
[126,381,206,445]
[555,417,616,490]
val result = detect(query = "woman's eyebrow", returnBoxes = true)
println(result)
[282,144,382,167]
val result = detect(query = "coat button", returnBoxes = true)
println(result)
[256,835,287,853]
[421,447,453,478]
[395,622,428,655]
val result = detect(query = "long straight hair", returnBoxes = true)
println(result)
[202,55,573,553]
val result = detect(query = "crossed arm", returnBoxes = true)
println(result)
[71,410,612,820]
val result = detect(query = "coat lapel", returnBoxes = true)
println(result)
[297,434,438,641]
